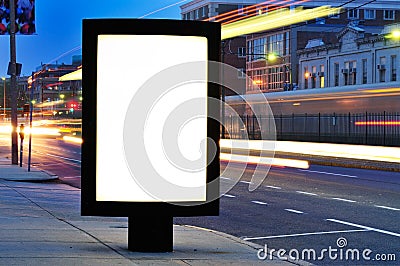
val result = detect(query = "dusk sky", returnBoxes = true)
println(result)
[0,0,185,78]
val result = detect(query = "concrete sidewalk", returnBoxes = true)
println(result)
[0,163,303,266]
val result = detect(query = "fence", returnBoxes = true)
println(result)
[223,112,400,147]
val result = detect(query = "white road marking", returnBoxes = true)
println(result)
[61,176,81,179]
[251,200,268,205]
[46,154,81,163]
[331,197,356,203]
[220,177,231,180]
[240,181,252,184]
[266,185,282,190]
[243,229,369,241]
[35,151,81,163]
[326,219,400,237]
[296,191,318,196]
[374,205,400,211]
[285,209,304,214]
[299,169,358,178]
[223,194,236,198]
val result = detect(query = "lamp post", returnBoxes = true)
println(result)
[1,77,5,120]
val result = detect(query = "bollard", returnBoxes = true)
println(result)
[19,124,25,167]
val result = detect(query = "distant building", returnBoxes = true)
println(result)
[181,0,257,95]
[245,0,400,93]
[24,58,82,116]
[298,23,400,90]
[182,0,400,94]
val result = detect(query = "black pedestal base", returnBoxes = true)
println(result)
[128,216,173,252]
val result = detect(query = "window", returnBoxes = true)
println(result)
[202,6,206,17]
[348,9,359,19]
[250,69,267,90]
[349,61,356,85]
[320,65,325,88]
[268,67,284,91]
[384,10,395,20]
[267,33,285,57]
[238,47,246,58]
[304,67,309,89]
[195,9,199,19]
[238,68,246,79]
[379,56,386,82]
[334,63,339,86]
[247,37,266,61]
[328,9,340,19]
[391,55,397,82]
[364,9,375,20]
[238,5,246,15]
[362,59,367,84]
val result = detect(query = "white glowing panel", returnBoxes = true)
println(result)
[96,35,208,202]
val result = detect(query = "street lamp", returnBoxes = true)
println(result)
[386,30,400,39]
[1,77,5,121]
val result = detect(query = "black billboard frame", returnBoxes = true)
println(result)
[81,19,221,252]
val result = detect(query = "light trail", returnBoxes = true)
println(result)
[221,6,341,40]
[221,139,400,163]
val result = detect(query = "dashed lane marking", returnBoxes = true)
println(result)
[296,191,318,196]
[331,197,357,203]
[285,209,304,214]
[374,205,400,211]
[251,200,268,205]
[266,185,282,190]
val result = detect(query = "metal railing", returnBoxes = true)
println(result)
[223,112,400,147]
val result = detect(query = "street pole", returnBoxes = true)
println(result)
[2,77,5,120]
[221,41,225,139]
[9,0,19,165]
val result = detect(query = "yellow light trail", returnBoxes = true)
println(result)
[220,152,309,169]
[221,6,341,40]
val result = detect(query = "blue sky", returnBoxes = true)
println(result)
[0,0,185,77]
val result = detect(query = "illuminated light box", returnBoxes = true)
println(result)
[81,19,220,218]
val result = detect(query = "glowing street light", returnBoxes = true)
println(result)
[390,30,400,39]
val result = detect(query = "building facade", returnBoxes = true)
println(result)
[183,0,400,94]
[181,0,257,95]
[27,56,82,116]
[298,23,400,90]
[245,0,400,93]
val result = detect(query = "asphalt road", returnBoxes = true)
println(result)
[176,163,400,265]
[1,134,398,265]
